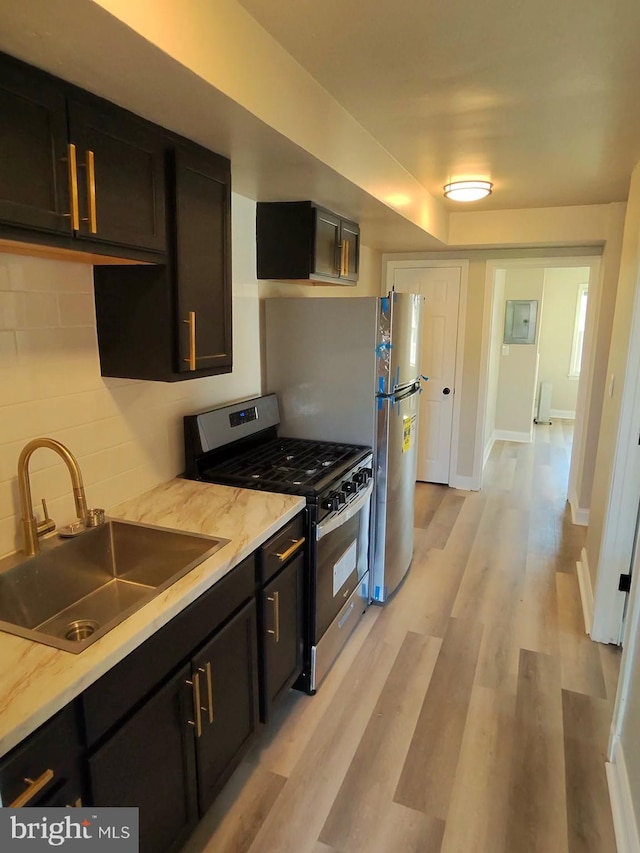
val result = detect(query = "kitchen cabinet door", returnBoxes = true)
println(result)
[88,663,198,853]
[93,142,232,382]
[172,145,232,375]
[191,600,259,815]
[68,96,166,254]
[312,207,341,279]
[0,53,71,236]
[340,218,360,282]
[0,704,85,809]
[256,201,359,284]
[261,552,304,722]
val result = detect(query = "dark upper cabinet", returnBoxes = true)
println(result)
[340,217,360,282]
[173,146,232,374]
[256,200,360,284]
[313,207,341,279]
[93,143,232,381]
[0,54,71,236]
[68,96,166,253]
[0,52,165,259]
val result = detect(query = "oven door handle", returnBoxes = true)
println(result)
[316,480,373,541]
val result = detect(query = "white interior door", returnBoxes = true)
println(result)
[393,266,461,483]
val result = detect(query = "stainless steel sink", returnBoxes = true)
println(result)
[0,519,228,653]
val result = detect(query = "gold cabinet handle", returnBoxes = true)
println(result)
[267,590,280,643]
[63,143,80,231]
[343,239,350,276]
[276,536,305,563]
[186,672,202,737]
[199,662,214,724]
[83,150,98,234]
[10,768,55,807]
[183,311,196,371]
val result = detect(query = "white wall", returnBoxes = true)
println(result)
[569,205,625,521]
[0,193,262,559]
[484,268,505,460]
[494,268,544,438]
[537,267,590,417]
[588,163,640,640]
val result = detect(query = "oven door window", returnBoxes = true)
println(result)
[316,512,365,640]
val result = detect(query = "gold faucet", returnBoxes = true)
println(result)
[18,438,89,556]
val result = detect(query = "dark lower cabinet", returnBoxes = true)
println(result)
[89,664,198,853]
[260,553,304,721]
[0,704,85,808]
[1,520,303,853]
[86,599,258,853]
[192,601,259,814]
[257,513,306,723]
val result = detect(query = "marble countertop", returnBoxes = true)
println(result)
[0,479,304,757]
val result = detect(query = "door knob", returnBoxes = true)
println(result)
[443,387,451,395]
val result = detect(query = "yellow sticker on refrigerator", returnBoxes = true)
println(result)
[402,414,416,453]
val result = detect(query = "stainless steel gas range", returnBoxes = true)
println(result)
[183,394,373,692]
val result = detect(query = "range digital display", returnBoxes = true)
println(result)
[229,406,258,428]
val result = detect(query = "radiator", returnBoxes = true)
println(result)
[535,381,552,424]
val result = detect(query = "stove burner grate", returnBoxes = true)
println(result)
[200,437,367,493]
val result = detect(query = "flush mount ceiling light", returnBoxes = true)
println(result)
[443,180,493,202]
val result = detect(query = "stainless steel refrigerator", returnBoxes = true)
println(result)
[264,291,424,602]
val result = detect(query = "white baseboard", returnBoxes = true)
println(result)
[449,474,480,491]
[568,487,590,526]
[607,738,640,853]
[571,506,590,526]
[550,409,576,419]
[576,548,594,636]
[493,429,532,443]
[483,435,496,469]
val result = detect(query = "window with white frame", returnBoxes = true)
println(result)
[569,284,588,378]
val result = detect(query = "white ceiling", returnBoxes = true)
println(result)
[238,0,640,211]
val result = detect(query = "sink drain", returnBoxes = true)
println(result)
[65,619,99,642]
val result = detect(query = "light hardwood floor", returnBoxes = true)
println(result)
[182,421,621,853]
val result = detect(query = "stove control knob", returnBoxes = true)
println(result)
[343,480,357,494]
[336,491,347,505]
[321,493,341,512]
[362,467,373,481]
[353,470,367,485]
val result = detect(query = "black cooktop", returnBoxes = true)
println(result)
[199,436,369,496]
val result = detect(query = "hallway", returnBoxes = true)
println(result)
[183,420,621,852]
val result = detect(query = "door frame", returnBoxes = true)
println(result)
[385,259,469,489]
[479,255,601,493]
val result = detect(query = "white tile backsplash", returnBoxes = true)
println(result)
[0,193,262,557]
[57,292,97,327]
